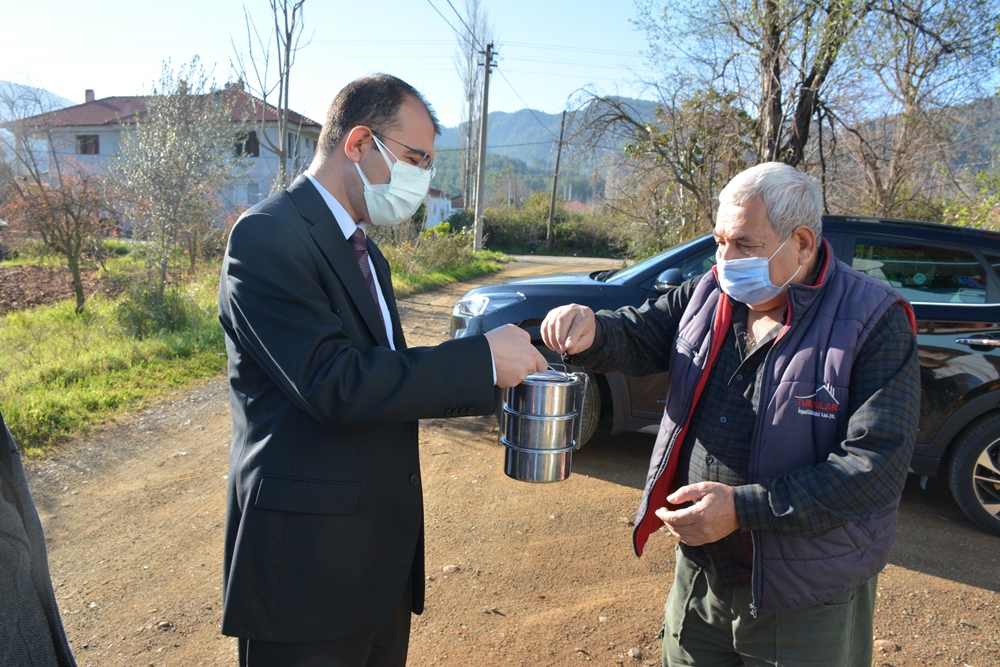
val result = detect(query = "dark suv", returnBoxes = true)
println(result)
[451,216,1000,536]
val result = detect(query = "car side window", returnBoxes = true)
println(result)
[680,248,717,280]
[853,239,989,304]
[983,253,1000,282]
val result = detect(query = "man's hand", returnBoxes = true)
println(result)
[540,304,596,355]
[654,482,740,546]
[485,324,549,388]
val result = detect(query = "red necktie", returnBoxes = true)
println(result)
[348,228,385,328]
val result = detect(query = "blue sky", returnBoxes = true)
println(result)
[0,0,657,128]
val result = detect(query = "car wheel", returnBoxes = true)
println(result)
[947,413,1000,536]
[566,366,600,448]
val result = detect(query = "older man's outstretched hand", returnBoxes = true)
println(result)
[540,304,596,356]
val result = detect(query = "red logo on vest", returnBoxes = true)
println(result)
[794,384,840,419]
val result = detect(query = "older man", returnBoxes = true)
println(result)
[219,74,546,667]
[542,162,920,666]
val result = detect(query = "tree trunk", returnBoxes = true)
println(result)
[67,254,86,314]
[758,0,783,163]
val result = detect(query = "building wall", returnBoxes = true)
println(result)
[42,124,320,208]
[424,195,453,228]
[242,126,319,204]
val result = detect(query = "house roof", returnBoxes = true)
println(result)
[19,85,321,130]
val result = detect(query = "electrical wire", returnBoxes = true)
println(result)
[495,69,561,141]
[423,0,465,41]
[444,0,481,50]
[435,140,569,152]
[427,0,561,142]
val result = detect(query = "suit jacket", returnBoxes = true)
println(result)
[0,411,76,667]
[218,176,495,642]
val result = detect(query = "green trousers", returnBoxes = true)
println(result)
[662,544,876,667]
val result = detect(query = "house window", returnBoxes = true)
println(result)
[236,130,260,158]
[77,135,99,155]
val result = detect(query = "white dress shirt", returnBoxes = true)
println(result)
[305,173,395,350]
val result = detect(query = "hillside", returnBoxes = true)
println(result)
[431,98,660,202]
[436,99,660,166]
[432,95,1000,204]
[0,80,75,120]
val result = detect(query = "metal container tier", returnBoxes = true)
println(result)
[499,368,587,483]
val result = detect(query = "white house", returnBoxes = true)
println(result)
[423,187,455,228]
[18,85,322,207]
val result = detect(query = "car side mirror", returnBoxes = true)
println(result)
[654,268,684,293]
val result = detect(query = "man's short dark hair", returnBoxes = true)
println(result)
[316,73,441,158]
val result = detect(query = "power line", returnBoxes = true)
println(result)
[444,0,482,51]
[423,0,465,40]
[495,68,560,141]
[435,140,565,152]
[424,0,560,142]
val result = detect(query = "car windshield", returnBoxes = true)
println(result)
[605,236,710,284]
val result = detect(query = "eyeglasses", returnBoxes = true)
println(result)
[372,130,435,174]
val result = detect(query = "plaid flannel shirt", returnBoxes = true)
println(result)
[570,250,919,588]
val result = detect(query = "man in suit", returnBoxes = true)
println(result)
[218,74,546,667]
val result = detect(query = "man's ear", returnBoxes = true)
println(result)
[342,126,371,163]
[793,225,817,262]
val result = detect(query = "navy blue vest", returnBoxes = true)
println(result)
[634,242,914,612]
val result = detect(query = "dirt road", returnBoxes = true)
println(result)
[25,256,1000,666]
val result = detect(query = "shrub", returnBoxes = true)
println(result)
[115,278,205,340]
[474,192,627,257]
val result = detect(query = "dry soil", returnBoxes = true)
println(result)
[22,256,1000,667]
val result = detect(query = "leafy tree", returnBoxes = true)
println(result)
[112,57,247,292]
[943,159,1000,230]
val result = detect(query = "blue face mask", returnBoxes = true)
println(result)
[716,238,801,306]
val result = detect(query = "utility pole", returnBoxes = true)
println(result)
[513,163,518,208]
[546,110,567,250]
[473,42,495,252]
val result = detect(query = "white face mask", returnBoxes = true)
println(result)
[716,237,801,306]
[354,135,433,226]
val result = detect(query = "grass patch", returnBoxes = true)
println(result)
[1,243,506,455]
[390,250,508,297]
[0,271,224,455]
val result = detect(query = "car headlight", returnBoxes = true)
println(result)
[452,292,525,318]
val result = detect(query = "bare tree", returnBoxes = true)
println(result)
[453,0,492,205]
[576,86,754,236]
[0,83,114,312]
[575,0,998,242]
[232,0,310,193]
[822,0,996,217]
[633,0,878,168]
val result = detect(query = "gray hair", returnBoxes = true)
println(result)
[718,162,823,239]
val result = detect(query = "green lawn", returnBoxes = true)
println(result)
[0,251,505,456]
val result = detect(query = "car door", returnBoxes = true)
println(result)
[840,231,1000,472]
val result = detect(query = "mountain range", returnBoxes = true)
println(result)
[0,81,76,121]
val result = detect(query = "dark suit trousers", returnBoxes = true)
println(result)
[238,577,412,667]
